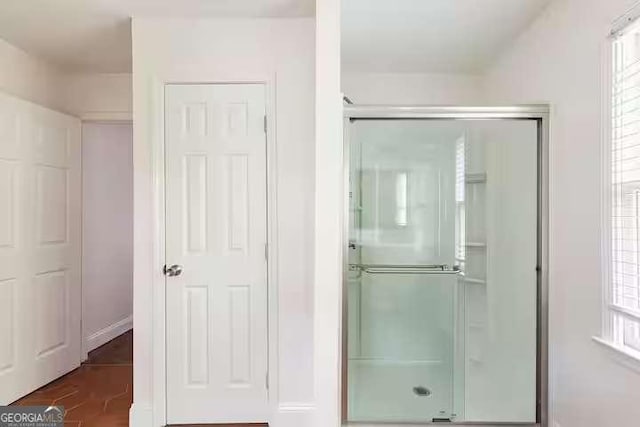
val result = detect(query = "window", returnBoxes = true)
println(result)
[606,18,640,357]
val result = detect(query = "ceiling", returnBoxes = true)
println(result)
[0,0,551,74]
[342,0,553,73]
[0,0,314,73]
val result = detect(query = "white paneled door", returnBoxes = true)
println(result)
[165,84,269,424]
[0,91,81,404]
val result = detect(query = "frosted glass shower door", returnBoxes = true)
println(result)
[347,120,459,422]
[347,273,457,421]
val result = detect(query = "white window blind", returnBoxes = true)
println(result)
[610,20,640,354]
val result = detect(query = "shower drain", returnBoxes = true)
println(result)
[412,386,431,397]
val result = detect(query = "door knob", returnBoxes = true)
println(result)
[163,264,183,277]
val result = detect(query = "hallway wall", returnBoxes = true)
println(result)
[82,122,133,352]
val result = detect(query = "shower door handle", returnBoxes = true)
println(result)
[363,268,460,275]
[349,264,461,275]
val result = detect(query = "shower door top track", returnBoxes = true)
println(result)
[344,104,550,120]
[341,105,550,427]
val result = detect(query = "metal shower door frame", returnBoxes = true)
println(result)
[341,105,550,427]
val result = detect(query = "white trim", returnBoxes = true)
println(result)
[86,315,133,353]
[314,0,343,426]
[611,1,640,37]
[264,80,280,414]
[279,403,317,412]
[147,76,279,427]
[80,111,132,122]
[150,76,167,427]
[610,304,640,322]
[275,403,316,427]
[600,26,615,348]
[592,336,640,373]
[129,403,154,427]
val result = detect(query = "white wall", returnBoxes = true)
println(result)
[0,36,133,120]
[82,122,133,353]
[131,17,315,427]
[0,37,67,113]
[483,0,640,426]
[65,73,132,120]
[315,1,343,427]
[342,72,483,105]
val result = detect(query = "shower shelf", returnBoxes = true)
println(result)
[465,172,487,184]
[348,357,445,364]
[462,277,486,285]
[465,242,486,248]
[468,322,485,330]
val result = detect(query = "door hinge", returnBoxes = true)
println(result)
[263,115,267,133]
[264,243,268,261]
[266,372,269,389]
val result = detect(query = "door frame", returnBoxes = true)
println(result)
[341,105,550,426]
[149,77,279,426]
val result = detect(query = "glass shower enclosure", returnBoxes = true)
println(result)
[344,107,548,425]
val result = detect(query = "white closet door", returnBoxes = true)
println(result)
[0,91,82,404]
[165,84,269,424]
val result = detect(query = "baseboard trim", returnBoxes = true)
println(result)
[128,401,314,427]
[129,403,153,427]
[274,403,315,427]
[86,315,133,352]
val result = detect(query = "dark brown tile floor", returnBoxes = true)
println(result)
[13,330,133,426]
[12,330,267,426]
